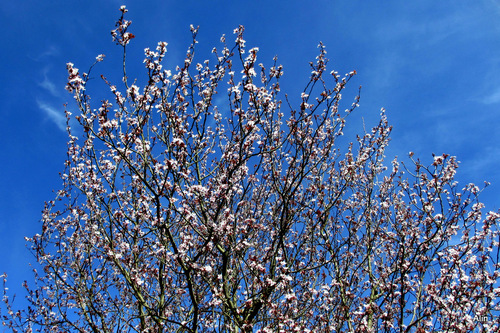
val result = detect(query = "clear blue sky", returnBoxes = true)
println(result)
[1,0,500,305]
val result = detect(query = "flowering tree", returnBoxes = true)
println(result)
[3,6,500,332]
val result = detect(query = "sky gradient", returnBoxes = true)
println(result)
[1,0,500,307]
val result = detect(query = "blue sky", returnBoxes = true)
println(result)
[1,0,500,306]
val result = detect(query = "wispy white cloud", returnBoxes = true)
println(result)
[481,87,500,104]
[372,3,494,48]
[37,100,66,132]
[36,67,67,131]
[38,75,61,98]
[30,45,60,62]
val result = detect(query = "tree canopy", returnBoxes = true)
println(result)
[2,6,500,332]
